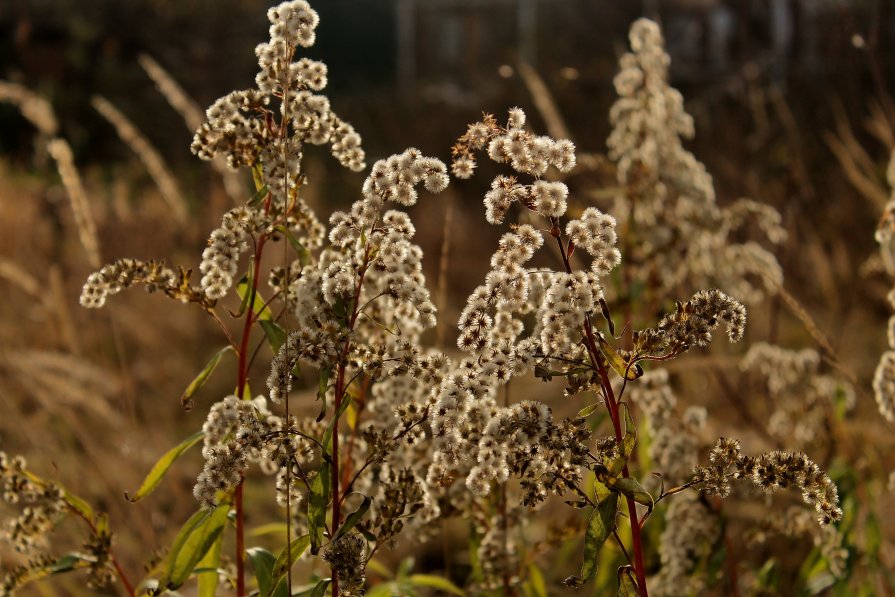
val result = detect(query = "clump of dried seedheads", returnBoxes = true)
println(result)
[3,5,881,597]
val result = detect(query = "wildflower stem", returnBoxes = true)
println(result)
[234,235,268,597]
[597,358,650,597]
[552,225,650,597]
[69,505,135,597]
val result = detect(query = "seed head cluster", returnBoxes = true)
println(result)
[192,1,364,173]
[608,19,783,304]
[633,289,746,357]
[451,109,575,224]
[80,259,177,308]
[874,151,895,423]
[741,342,854,444]
[694,438,842,526]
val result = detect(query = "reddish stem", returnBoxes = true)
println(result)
[75,511,135,597]
[330,355,347,597]
[234,235,268,597]
[552,226,650,597]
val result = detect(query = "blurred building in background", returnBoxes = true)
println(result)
[0,0,891,162]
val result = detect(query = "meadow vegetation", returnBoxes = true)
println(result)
[0,2,893,596]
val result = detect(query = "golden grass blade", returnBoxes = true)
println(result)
[46,137,102,268]
[92,95,189,225]
[517,60,572,141]
[138,54,246,204]
[0,80,59,136]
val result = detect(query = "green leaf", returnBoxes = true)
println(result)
[268,534,311,596]
[60,489,95,523]
[526,563,548,597]
[181,346,234,410]
[161,504,231,589]
[596,333,642,381]
[248,184,269,207]
[576,403,602,419]
[233,272,253,318]
[309,579,331,597]
[617,567,640,596]
[0,552,90,591]
[249,523,290,537]
[247,547,277,596]
[260,319,287,354]
[308,465,331,555]
[20,469,95,524]
[408,574,464,595]
[610,478,654,513]
[366,583,400,597]
[322,396,353,457]
[621,402,637,460]
[754,559,778,591]
[236,274,275,321]
[316,365,332,423]
[50,553,87,574]
[252,162,265,192]
[197,527,224,597]
[564,492,618,587]
[346,400,358,430]
[332,494,371,542]
[285,229,313,267]
[128,431,204,502]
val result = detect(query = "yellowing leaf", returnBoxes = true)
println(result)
[181,346,234,410]
[128,431,204,502]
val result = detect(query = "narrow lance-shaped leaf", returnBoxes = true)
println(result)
[268,534,311,597]
[596,332,643,381]
[622,402,637,460]
[247,183,269,207]
[182,346,234,410]
[50,553,89,575]
[308,463,331,555]
[259,319,287,354]
[285,229,313,267]
[408,574,465,596]
[197,527,224,597]
[128,431,204,502]
[236,274,275,321]
[161,504,231,589]
[605,404,637,479]
[564,492,618,587]
[576,403,602,419]
[599,297,616,337]
[235,274,287,354]
[232,272,253,318]
[248,523,290,538]
[21,470,95,523]
[2,553,91,591]
[251,161,265,192]
[322,395,353,457]
[316,365,332,423]
[61,489,95,523]
[526,563,549,597]
[332,493,371,542]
